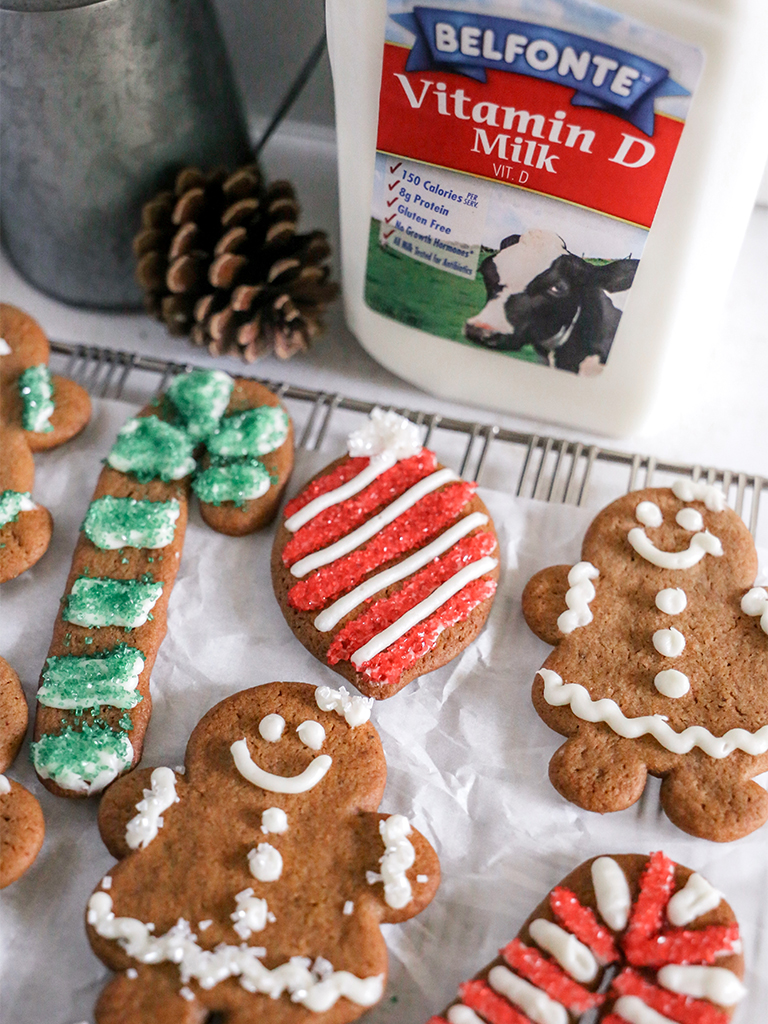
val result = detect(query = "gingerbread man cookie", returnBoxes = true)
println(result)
[0,303,91,582]
[0,655,44,887]
[272,409,499,699]
[86,681,440,1023]
[31,369,293,797]
[429,852,745,1024]
[523,482,768,842]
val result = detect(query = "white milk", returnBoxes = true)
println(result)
[326,0,768,436]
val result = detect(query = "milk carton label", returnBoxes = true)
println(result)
[366,0,704,375]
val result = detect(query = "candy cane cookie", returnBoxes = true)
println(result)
[0,303,91,583]
[31,369,293,797]
[271,409,499,699]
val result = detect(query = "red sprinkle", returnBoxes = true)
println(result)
[327,532,496,663]
[501,939,604,1013]
[625,923,740,968]
[358,577,496,683]
[282,451,437,567]
[287,481,476,611]
[625,852,676,945]
[550,887,620,964]
[283,457,370,520]
[459,980,533,1024]
[612,968,729,1024]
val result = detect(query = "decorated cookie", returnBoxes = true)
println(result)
[272,409,499,699]
[0,302,91,583]
[86,681,440,1023]
[522,482,768,842]
[31,370,293,797]
[0,656,45,888]
[429,852,745,1024]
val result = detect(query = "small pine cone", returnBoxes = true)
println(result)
[133,163,264,335]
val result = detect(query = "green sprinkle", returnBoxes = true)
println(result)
[206,405,289,459]
[107,416,196,483]
[165,369,233,440]
[31,722,133,794]
[121,557,129,564]
[19,364,55,433]
[192,460,270,507]
[64,576,163,629]
[147,612,154,622]
[84,636,93,644]
[119,713,134,731]
[0,490,34,528]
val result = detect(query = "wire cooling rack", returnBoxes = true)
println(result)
[50,340,768,540]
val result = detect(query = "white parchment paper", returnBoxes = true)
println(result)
[1,398,766,1024]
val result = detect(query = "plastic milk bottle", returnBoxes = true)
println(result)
[326,0,768,435]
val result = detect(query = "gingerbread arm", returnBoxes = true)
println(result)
[98,767,184,860]
[521,565,571,646]
[359,811,440,924]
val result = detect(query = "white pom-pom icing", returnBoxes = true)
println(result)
[671,480,727,512]
[315,685,373,727]
[347,408,422,461]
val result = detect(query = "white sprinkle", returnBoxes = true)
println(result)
[366,870,383,885]
[343,900,354,916]
[417,874,429,883]
[101,876,113,890]
[126,967,138,979]
[198,920,212,931]
[175,765,186,774]
[179,986,195,1001]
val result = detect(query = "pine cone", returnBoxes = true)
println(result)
[133,165,338,361]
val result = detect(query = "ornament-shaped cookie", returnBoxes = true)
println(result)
[523,482,768,842]
[272,409,499,699]
[0,656,44,887]
[31,370,293,797]
[0,303,91,582]
[429,852,745,1024]
[86,681,440,1024]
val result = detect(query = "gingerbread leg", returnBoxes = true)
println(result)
[661,765,768,843]
[95,969,208,1024]
[548,732,648,813]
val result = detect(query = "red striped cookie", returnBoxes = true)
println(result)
[271,410,499,700]
[429,852,745,1024]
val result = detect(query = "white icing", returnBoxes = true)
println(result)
[539,668,768,758]
[652,627,686,658]
[0,775,10,795]
[374,815,415,909]
[528,918,598,983]
[448,1006,485,1024]
[296,720,325,750]
[636,501,663,527]
[350,555,498,668]
[125,767,179,850]
[248,843,283,882]
[667,872,723,926]
[126,967,138,979]
[231,889,271,939]
[315,685,373,727]
[655,588,687,615]
[671,480,727,512]
[101,876,112,890]
[557,561,599,634]
[487,964,567,1024]
[417,874,428,883]
[231,739,332,793]
[0,337,10,355]
[591,856,631,931]
[289,467,459,577]
[88,892,384,1009]
[347,408,422,461]
[285,453,398,532]
[180,986,194,1001]
[628,527,723,569]
[198,920,212,931]
[343,900,354,916]
[614,996,676,1024]
[33,733,134,794]
[676,508,703,531]
[741,587,768,635]
[258,714,285,743]
[313,511,489,632]
[657,965,746,1006]
[261,807,288,834]
[654,669,691,699]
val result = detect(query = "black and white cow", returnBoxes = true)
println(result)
[464,229,639,374]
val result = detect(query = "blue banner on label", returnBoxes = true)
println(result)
[392,7,689,135]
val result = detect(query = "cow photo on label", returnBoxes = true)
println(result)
[464,229,638,374]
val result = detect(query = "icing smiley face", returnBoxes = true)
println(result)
[523,485,768,841]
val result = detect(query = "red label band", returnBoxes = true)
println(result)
[376,43,684,228]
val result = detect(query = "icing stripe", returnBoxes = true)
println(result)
[356,577,496,685]
[592,857,632,932]
[501,939,604,1013]
[284,454,398,533]
[283,458,369,520]
[459,980,534,1024]
[447,1007,486,1024]
[549,887,620,964]
[613,969,729,1024]
[315,512,490,632]
[487,964,568,1024]
[666,873,722,927]
[289,468,459,578]
[527,918,598,984]
[283,450,437,564]
[351,556,498,668]
[539,668,768,758]
[288,481,475,611]
[612,996,677,1024]
[657,965,746,1008]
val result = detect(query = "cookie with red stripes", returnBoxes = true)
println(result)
[271,410,499,699]
[428,852,745,1024]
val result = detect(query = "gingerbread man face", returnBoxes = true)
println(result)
[87,682,440,1024]
[523,482,768,842]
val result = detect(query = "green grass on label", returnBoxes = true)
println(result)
[363,218,543,365]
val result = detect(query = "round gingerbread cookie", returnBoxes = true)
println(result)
[430,851,745,1024]
[271,410,500,700]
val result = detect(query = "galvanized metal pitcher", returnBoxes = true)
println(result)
[0,0,251,308]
